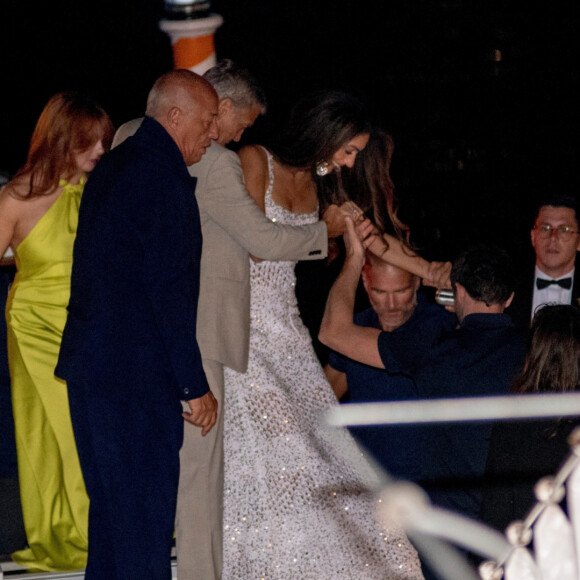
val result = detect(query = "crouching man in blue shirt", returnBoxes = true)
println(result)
[320,220,524,521]
[324,253,455,481]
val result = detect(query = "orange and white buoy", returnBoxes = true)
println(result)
[159,12,223,74]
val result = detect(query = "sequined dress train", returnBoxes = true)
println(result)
[223,150,423,579]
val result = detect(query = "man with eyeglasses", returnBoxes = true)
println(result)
[507,194,580,332]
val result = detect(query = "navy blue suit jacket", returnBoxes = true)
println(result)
[57,116,209,404]
[55,117,210,579]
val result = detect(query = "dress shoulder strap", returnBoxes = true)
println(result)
[259,146,275,201]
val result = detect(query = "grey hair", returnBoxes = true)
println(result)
[203,59,267,112]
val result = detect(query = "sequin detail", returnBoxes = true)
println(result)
[223,149,423,579]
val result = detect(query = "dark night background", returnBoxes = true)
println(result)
[1,0,578,261]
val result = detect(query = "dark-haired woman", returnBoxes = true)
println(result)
[480,304,580,533]
[0,91,113,570]
[223,90,424,579]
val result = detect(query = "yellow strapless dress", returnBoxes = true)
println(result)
[6,180,88,571]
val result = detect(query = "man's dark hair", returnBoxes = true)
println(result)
[451,244,515,306]
[532,193,579,226]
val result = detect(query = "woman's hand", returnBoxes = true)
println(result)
[322,202,365,238]
[422,260,452,289]
[340,201,366,224]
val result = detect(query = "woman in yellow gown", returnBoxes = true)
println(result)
[0,92,113,571]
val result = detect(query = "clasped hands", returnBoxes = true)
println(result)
[322,201,367,238]
[339,204,452,290]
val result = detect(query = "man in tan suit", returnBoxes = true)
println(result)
[113,61,338,579]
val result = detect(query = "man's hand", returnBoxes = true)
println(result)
[422,261,452,289]
[343,216,375,272]
[183,391,218,436]
[354,218,377,247]
[322,202,365,238]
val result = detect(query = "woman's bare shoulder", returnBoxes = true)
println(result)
[0,180,24,208]
[238,144,268,171]
[238,145,269,208]
[1,174,33,200]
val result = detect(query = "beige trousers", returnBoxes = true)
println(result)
[176,358,224,580]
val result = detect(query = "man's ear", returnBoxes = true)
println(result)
[217,98,232,120]
[530,227,537,250]
[166,106,182,129]
[454,282,465,300]
[504,291,515,309]
[361,266,371,295]
[412,274,421,292]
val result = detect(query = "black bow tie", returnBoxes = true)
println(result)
[536,277,573,290]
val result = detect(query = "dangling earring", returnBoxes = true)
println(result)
[316,161,329,177]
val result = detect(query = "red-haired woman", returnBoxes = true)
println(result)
[0,91,113,571]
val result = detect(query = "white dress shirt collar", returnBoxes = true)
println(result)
[531,266,575,320]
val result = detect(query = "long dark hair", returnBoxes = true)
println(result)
[348,127,409,241]
[269,91,410,244]
[512,304,580,394]
[271,90,371,171]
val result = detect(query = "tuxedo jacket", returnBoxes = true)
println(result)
[113,120,328,374]
[506,253,580,335]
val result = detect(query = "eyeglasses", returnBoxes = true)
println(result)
[534,224,579,240]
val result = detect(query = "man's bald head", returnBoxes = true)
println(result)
[362,254,420,332]
[146,69,216,118]
[146,69,219,165]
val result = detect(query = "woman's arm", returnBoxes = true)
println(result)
[0,186,18,261]
[367,231,451,288]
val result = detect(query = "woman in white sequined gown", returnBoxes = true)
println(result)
[223,91,424,579]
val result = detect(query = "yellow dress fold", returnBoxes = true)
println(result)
[6,181,88,571]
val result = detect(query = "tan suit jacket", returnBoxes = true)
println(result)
[113,121,328,373]
[191,142,327,372]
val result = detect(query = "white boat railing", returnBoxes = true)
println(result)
[323,392,580,580]
[4,393,580,579]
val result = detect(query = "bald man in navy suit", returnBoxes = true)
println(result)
[57,70,219,580]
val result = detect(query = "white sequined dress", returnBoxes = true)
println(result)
[223,149,424,579]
